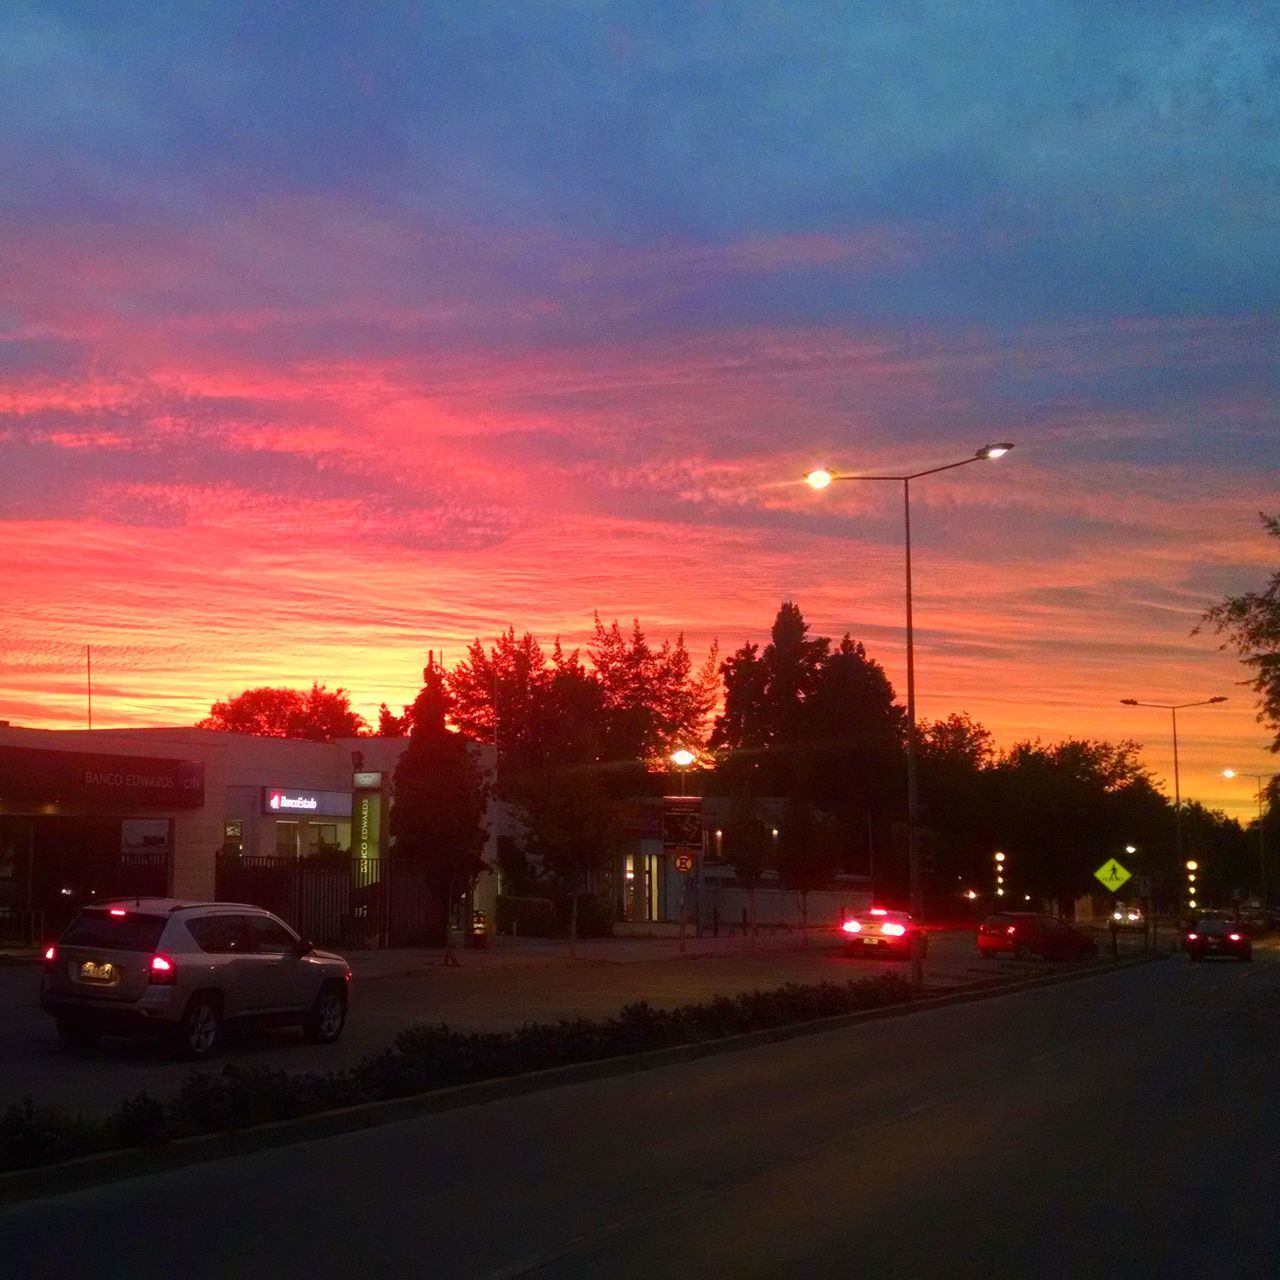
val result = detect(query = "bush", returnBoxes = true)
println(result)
[0,1098,106,1170]
[2,972,916,1173]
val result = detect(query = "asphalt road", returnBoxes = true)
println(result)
[3,942,1276,1278]
[0,930,1005,1114]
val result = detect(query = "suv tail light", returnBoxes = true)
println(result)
[149,954,177,985]
[42,945,57,966]
[882,922,906,937]
[842,920,862,934]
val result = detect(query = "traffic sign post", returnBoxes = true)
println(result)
[673,852,695,874]
[1094,858,1131,892]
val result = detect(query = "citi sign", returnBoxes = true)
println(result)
[268,790,318,812]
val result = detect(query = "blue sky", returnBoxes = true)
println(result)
[2,2,1277,815]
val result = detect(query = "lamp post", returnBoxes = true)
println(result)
[669,748,697,951]
[806,442,1013,987]
[1223,769,1274,906]
[1119,695,1226,932]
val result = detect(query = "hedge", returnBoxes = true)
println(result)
[1,973,912,1173]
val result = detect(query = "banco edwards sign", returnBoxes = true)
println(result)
[0,745,205,809]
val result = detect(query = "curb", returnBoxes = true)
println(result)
[0,951,1163,1205]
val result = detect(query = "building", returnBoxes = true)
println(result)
[0,724,498,947]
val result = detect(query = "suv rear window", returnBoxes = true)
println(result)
[1194,919,1234,936]
[61,910,166,952]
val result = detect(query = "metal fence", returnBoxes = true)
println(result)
[214,854,440,948]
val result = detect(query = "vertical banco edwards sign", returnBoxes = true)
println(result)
[353,782,383,876]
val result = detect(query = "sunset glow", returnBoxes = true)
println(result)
[2,5,1277,823]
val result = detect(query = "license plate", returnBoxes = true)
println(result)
[79,960,115,981]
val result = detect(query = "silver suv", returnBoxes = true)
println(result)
[40,898,351,1059]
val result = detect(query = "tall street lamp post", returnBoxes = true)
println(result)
[670,748,697,952]
[1119,696,1226,925]
[1223,769,1274,906]
[806,443,1014,988]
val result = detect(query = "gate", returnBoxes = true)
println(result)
[215,854,441,947]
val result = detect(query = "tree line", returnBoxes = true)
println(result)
[196,514,1278,924]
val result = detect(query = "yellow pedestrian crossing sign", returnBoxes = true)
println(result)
[1095,858,1132,891]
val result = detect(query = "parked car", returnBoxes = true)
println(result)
[840,908,926,960]
[977,912,1098,962]
[40,898,350,1059]
[1185,917,1252,962]
[1109,904,1145,931]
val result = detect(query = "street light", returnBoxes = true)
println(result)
[1223,769,1274,906]
[1119,696,1226,870]
[805,443,1014,988]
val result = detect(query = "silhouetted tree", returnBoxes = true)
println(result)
[517,766,623,957]
[1199,513,1280,752]
[374,703,408,737]
[198,683,368,740]
[589,615,719,762]
[390,662,490,958]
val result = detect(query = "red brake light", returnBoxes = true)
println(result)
[842,920,862,934]
[109,908,127,917]
[43,945,56,963]
[149,954,176,984]
[1229,933,1242,942]
[1187,932,1198,940]
[869,908,887,917]
[882,922,907,937]
[1006,925,1016,935]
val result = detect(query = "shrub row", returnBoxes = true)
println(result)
[1,972,912,1173]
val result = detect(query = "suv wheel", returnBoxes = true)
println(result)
[1013,943,1033,962]
[55,1015,99,1051]
[304,981,347,1044]
[177,994,223,1060]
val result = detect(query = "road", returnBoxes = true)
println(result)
[0,930,1018,1114]
[3,943,1276,1277]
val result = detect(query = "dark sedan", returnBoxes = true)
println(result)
[1185,918,1252,962]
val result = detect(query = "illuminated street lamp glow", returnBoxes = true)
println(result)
[1125,845,1136,854]
[994,851,1006,863]
[1185,860,1198,871]
[806,442,1015,990]
[669,748,696,768]
[1223,768,1271,905]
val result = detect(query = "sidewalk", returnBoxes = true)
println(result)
[346,929,842,980]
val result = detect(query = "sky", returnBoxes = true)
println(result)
[2,2,1277,821]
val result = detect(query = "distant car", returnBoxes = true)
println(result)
[840,908,926,960]
[1109,904,1145,931]
[1185,918,1252,962]
[977,912,1098,962]
[40,899,351,1059]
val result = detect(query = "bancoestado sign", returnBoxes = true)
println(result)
[0,745,205,809]
[261,788,353,818]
